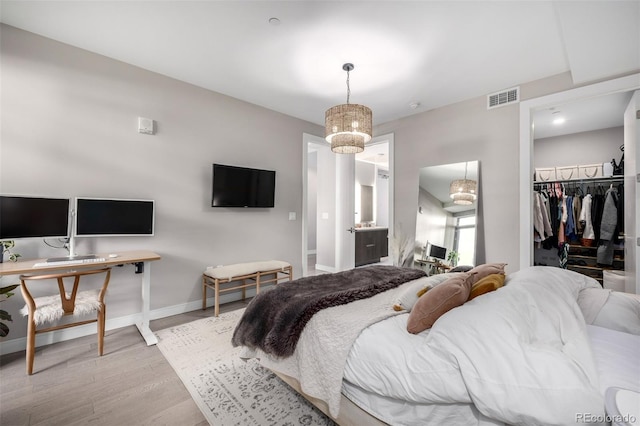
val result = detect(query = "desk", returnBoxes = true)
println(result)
[0,250,161,345]
[414,258,451,275]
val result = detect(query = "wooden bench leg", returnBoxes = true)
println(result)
[202,276,207,310]
[214,278,220,317]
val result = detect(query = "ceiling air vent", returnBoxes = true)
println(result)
[487,87,519,109]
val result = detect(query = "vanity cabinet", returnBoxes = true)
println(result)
[355,228,389,267]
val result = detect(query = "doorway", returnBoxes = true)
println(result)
[302,133,394,277]
[519,73,640,293]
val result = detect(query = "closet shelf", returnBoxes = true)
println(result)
[568,254,624,262]
[567,264,625,272]
[533,175,624,187]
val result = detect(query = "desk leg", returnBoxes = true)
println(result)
[136,261,158,345]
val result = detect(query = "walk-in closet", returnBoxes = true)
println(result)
[532,92,630,289]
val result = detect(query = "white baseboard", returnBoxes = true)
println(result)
[315,264,336,273]
[0,291,256,356]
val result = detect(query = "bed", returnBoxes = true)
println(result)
[232,265,640,426]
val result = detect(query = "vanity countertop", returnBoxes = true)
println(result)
[355,227,388,232]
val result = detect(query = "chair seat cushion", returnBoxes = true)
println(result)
[204,260,291,280]
[20,290,102,325]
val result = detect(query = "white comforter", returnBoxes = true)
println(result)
[242,266,607,425]
[347,266,606,425]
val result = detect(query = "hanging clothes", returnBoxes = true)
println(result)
[533,192,553,246]
[572,193,582,236]
[541,191,553,239]
[591,187,605,243]
[615,183,624,244]
[543,190,560,250]
[579,193,595,242]
[533,192,545,245]
[565,195,577,241]
[558,194,567,245]
[596,187,618,265]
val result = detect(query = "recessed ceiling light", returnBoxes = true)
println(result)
[268,17,281,26]
[553,117,566,125]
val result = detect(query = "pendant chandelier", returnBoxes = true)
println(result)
[325,63,372,154]
[450,162,477,205]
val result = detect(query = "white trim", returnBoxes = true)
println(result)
[302,133,328,277]
[314,264,337,273]
[519,73,640,271]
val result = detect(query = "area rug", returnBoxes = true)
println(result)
[155,309,336,425]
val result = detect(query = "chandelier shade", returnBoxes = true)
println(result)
[325,63,372,154]
[330,133,366,154]
[449,162,477,205]
[449,178,477,205]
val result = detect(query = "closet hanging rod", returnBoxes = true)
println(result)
[533,176,624,187]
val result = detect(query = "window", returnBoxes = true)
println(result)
[453,215,476,266]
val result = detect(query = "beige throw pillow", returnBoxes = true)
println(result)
[407,273,474,334]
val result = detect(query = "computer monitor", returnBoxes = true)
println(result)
[428,243,447,261]
[74,197,154,237]
[0,195,70,239]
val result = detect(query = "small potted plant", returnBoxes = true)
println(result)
[1,240,21,263]
[0,283,19,337]
[0,241,21,337]
[447,250,459,267]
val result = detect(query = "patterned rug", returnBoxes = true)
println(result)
[155,309,336,425]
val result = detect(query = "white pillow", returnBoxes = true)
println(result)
[593,292,640,335]
[392,273,463,312]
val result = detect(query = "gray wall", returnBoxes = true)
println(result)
[534,126,623,168]
[376,72,577,273]
[0,24,322,343]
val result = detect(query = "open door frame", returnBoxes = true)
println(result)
[302,133,395,277]
[519,73,640,292]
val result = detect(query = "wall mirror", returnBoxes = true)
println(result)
[414,161,479,274]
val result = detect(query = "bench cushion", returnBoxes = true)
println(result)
[204,260,291,280]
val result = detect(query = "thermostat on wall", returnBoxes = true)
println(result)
[138,117,155,135]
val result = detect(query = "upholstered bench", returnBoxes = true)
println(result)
[202,260,293,316]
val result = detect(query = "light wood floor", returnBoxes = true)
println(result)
[0,300,251,426]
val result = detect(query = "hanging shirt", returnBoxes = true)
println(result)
[579,194,595,240]
[597,188,619,265]
[565,196,576,240]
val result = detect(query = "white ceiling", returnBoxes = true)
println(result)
[2,1,639,132]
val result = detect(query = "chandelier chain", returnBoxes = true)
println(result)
[346,69,351,104]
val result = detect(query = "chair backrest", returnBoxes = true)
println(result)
[20,268,112,318]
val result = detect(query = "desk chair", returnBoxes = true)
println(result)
[19,268,112,375]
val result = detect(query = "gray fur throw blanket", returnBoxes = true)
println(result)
[231,265,426,357]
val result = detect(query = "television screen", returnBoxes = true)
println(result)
[429,243,447,260]
[75,198,154,236]
[212,164,276,208]
[0,195,70,239]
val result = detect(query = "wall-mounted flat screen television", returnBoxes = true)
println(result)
[0,195,70,239]
[429,243,447,260]
[212,164,276,208]
[75,198,155,237]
